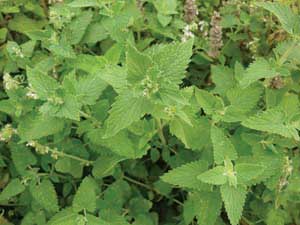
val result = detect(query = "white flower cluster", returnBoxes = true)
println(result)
[141,76,159,97]
[26,90,39,100]
[3,73,20,91]
[181,25,194,42]
[164,106,176,118]
[0,124,17,142]
[11,46,24,58]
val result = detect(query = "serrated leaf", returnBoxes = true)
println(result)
[8,14,46,35]
[74,73,107,105]
[153,0,178,15]
[30,179,59,213]
[0,179,25,202]
[126,44,152,84]
[18,113,65,142]
[82,22,108,44]
[86,215,110,225]
[211,65,236,96]
[147,39,193,84]
[48,43,76,59]
[161,160,208,190]
[236,155,284,185]
[221,184,247,225]
[239,58,278,88]
[72,177,97,212]
[256,2,300,34]
[184,191,222,225]
[40,94,81,121]
[223,83,263,122]
[210,125,237,164]
[197,166,227,185]
[26,67,59,100]
[170,116,210,151]
[242,109,299,140]
[104,91,151,137]
[63,11,93,45]
[99,65,128,93]
[68,0,101,8]
[92,155,124,178]
[194,88,224,116]
[55,158,83,178]
[273,40,300,65]
[235,163,265,184]
[10,144,37,175]
[47,208,84,225]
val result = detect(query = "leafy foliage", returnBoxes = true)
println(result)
[0,1,299,225]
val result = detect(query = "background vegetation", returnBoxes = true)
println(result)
[0,0,299,225]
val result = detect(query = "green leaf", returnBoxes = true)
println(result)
[8,14,46,36]
[55,158,83,178]
[0,179,25,202]
[90,128,151,159]
[99,65,128,93]
[70,54,107,74]
[223,83,263,122]
[86,215,110,225]
[153,0,178,15]
[40,94,81,121]
[82,22,108,44]
[161,160,209,190]
[10,144,37,175]
[30,179,59,213]
[68,0,101,8]
[197,166,227,185]
[47,208,85,225]
[104,91,151,137]
[26,67,59,100]
[211,65,236,97]
[256,2,300,34]
[194,88,224,116]
[92,155,124,178]
[157,13,172,27]
[147,39,193,84]
[128,197,152,217]
[210,125,237,164]
[63,11,93,45]
[273,40,300,65]
[0,28,7,43]
[170,116,211,151]
[126,44,152,84]
[266,208,286,225]
[235,163,265,184]
[74,73,107,105]
[48,43,76,59]
[184,191,222,225]
[239,58,278,88]
[242,108,299,140]
[72,177,97,212]
[18,113,65,142]
[220,184,247,225]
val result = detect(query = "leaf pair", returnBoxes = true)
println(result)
[104,39,194,137]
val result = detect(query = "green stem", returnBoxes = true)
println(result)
[156,119,167,146]
[51,148,93,165]
[123,175,183,206]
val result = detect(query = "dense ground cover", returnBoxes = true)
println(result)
[0,0,299,224]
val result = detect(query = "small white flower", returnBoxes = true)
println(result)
[26,90,39,100]
[3,73,19,91]
[181,25,194,42]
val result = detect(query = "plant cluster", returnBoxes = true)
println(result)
[0,0,299,225]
